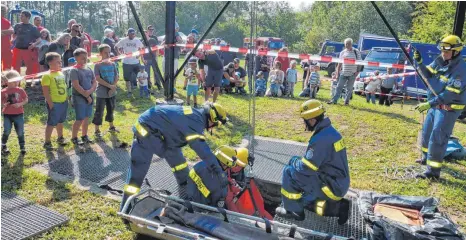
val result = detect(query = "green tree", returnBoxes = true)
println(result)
[409,1,465,43]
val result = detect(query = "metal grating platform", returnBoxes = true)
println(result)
[252,136,308,184]
[1,192,69,240]
[42,136,371,239]
[274,196,370,239]
[44,148,187,199]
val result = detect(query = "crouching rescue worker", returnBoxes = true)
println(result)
[187,145,249,208]
[276,99,350,224]
[120,103,229,211]
[413,35,466,179]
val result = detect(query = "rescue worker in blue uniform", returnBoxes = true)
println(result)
[413,35,466,179]
[276,99,350,224]
[120,103,229,211]
[187,145,249,207]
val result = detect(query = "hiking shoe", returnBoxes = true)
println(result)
[193,103,198,108]
[275,207,305,221]
[415,171,440,180]
[20,147,26,155]
[327,101,334,105]
[57,136,68,146]
[2,146,10,155]
[71,137,84,146]
[43,142,54,150]
[81,135,94,144]
[95,130,103,139]
[109,126,120,133]
[344,102,349,106]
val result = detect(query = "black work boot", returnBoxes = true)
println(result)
[337,198,350,225]
[415,171,440,180]
[275,207,305,221]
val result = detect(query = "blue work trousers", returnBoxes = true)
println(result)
[120,132,189,211]
[421,108,461,175]
[281,158,326,213]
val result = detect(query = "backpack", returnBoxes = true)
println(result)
[39,44,50,65]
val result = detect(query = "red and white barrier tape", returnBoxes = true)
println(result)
[6,43,415,83]
[177,43,415,71]
[356,72,416,82]
[353,89,427,100]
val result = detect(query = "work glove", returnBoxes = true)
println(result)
[415,102,430,113]
[211,164,228,187]
[413,49,422,64]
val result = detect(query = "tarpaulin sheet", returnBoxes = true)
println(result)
[358,191,464,240]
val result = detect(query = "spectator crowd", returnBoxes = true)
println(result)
[2,5,397,155]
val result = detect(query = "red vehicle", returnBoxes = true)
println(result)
[243,37,285,50]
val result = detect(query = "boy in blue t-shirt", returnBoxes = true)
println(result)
[255,71,267,97]
[285,60,298,98]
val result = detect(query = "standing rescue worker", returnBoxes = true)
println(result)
[276,99,350,224]
[120,103,229,211]
[187,145,249,208]
[414,35,466,179]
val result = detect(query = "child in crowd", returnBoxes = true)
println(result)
[285,60,298,98]
[183,57,201,107]
[92,44,119,138]
[1,70,28,155]
[330,71,338,99]
[41,53,69,150]
[70,48,97,145]
[365,70,382,104]
[255,71,267,97]
[137,65,149,98]
[308,65,321,99]
[267,61,284,97]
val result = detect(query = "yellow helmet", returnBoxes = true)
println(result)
[438,35,463,52]
[206,103,228,126]
[214,145,249,168]
[300,99,325,120]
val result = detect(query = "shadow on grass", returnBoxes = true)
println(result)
[347,104,419,124]
[1,154,25,192]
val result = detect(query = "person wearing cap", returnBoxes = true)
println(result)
[413,35,466,179]
[183,57,201,108]
[255,71,267,97]
[115,28,144,97]
[222,62,236,94]
[143,25,162,92]
[194,49,224,102]
[276,99,350,224]
[187,145,250,207]
[120,102,229,212]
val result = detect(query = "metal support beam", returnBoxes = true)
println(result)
[453,1,465,37]
[164,1,176,100]
[128,1,165,91]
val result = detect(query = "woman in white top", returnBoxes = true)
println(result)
[365,70,382,104]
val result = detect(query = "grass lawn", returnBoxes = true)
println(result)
[2,57,465,239]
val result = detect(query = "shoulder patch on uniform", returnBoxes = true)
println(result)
[453,80,462,88]
[305,148,314,159]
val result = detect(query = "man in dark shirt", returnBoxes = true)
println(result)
[143,25,162,91]
[233,58,247,94]
[195,49,224,103]
[12,10,41,75]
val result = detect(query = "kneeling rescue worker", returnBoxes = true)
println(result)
[120,103,229,211]
[187,145,249,208]
[276,99,350,224]
[413,35,466,179]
